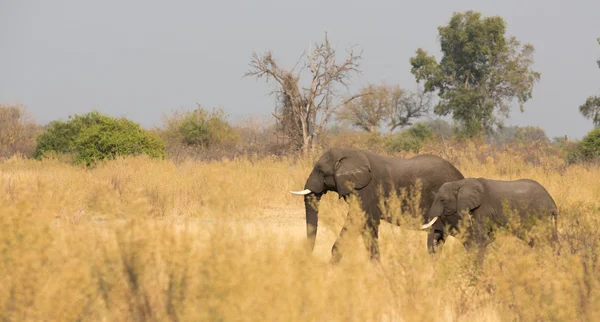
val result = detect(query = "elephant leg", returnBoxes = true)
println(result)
[473,242,491,271]
[360,215,381,262]
[550,212,562,256]
[331,211,361,265]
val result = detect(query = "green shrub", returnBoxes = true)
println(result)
[384,124,433,153]
[160,105,239,150]
[180,107,237,147]
[406,123,434,141]
[385,135,422,153]
[561,128,600,164]
[34,111,166,166]
[578,128,600,161]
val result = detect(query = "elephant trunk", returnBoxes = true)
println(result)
[427,228,444,254]
[304,193,321,252]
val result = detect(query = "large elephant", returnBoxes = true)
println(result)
[290,148,464,264]
[421,177,559,254]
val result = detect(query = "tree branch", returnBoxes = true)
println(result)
[245,32,362,154]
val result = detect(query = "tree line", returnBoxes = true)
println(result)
[1,10,599,165]
[246,10,600,155]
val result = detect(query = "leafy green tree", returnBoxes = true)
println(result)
[410,11,541,137]
[578,38,600,127]
[34,111,166,166]
[579,96,600,127]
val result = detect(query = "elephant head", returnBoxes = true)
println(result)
[290,148,372,252]
[421,178,484,251]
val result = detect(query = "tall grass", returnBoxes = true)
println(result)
[1,143,600,321]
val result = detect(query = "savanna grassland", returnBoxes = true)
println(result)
[2,140,600,322]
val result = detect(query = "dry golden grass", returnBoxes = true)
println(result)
[1,142,600,321]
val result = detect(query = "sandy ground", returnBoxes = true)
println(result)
[182,204,453,263]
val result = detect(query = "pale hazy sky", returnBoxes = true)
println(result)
[1,0,599,139]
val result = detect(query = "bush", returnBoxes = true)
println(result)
[0,104,41,159]
[34,111,166,166]
[385,135,422,153]
[160,105,238,149]
[384,124,433,153]
[418,119,455,140]
[156,105,242,161]
[232,116,288,156]
[406,123,434,141]
[513,126,549,143]
[487,125,549,145]
[578,128,600,161]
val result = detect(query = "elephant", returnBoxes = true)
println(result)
[289,148,465,264]
[420,177,559,255]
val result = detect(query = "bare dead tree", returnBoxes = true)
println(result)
[335,83,432,135]
[387,85,433,134]
[244,32,363,156]
[273,71,306,150]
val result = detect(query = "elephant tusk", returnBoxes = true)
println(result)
[421,216,438,230]
[290,189,312,195]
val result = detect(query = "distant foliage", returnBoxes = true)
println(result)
[577,128,600,161]
[179,106,238,148]
[512,126,549,143]
[159,105,239,153]
[410,10,540,137]
[232,116,287,157]
[418,118,455,140]
[558,129,600,164]
[336,84,398,133]
[336,84,432,134]
[579,96,600,127]
[0,104,41,159]
[578,38,600,127]
[384,123,434,153]
[488,125,549,145]
[34,111,166,166]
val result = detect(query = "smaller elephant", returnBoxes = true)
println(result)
[421,177,559,254]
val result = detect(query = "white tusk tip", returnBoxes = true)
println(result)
[421,216,439,230]
[290,189,312,195]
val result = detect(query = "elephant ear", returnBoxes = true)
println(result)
[456,179,484,217]
[330,149,372,197]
